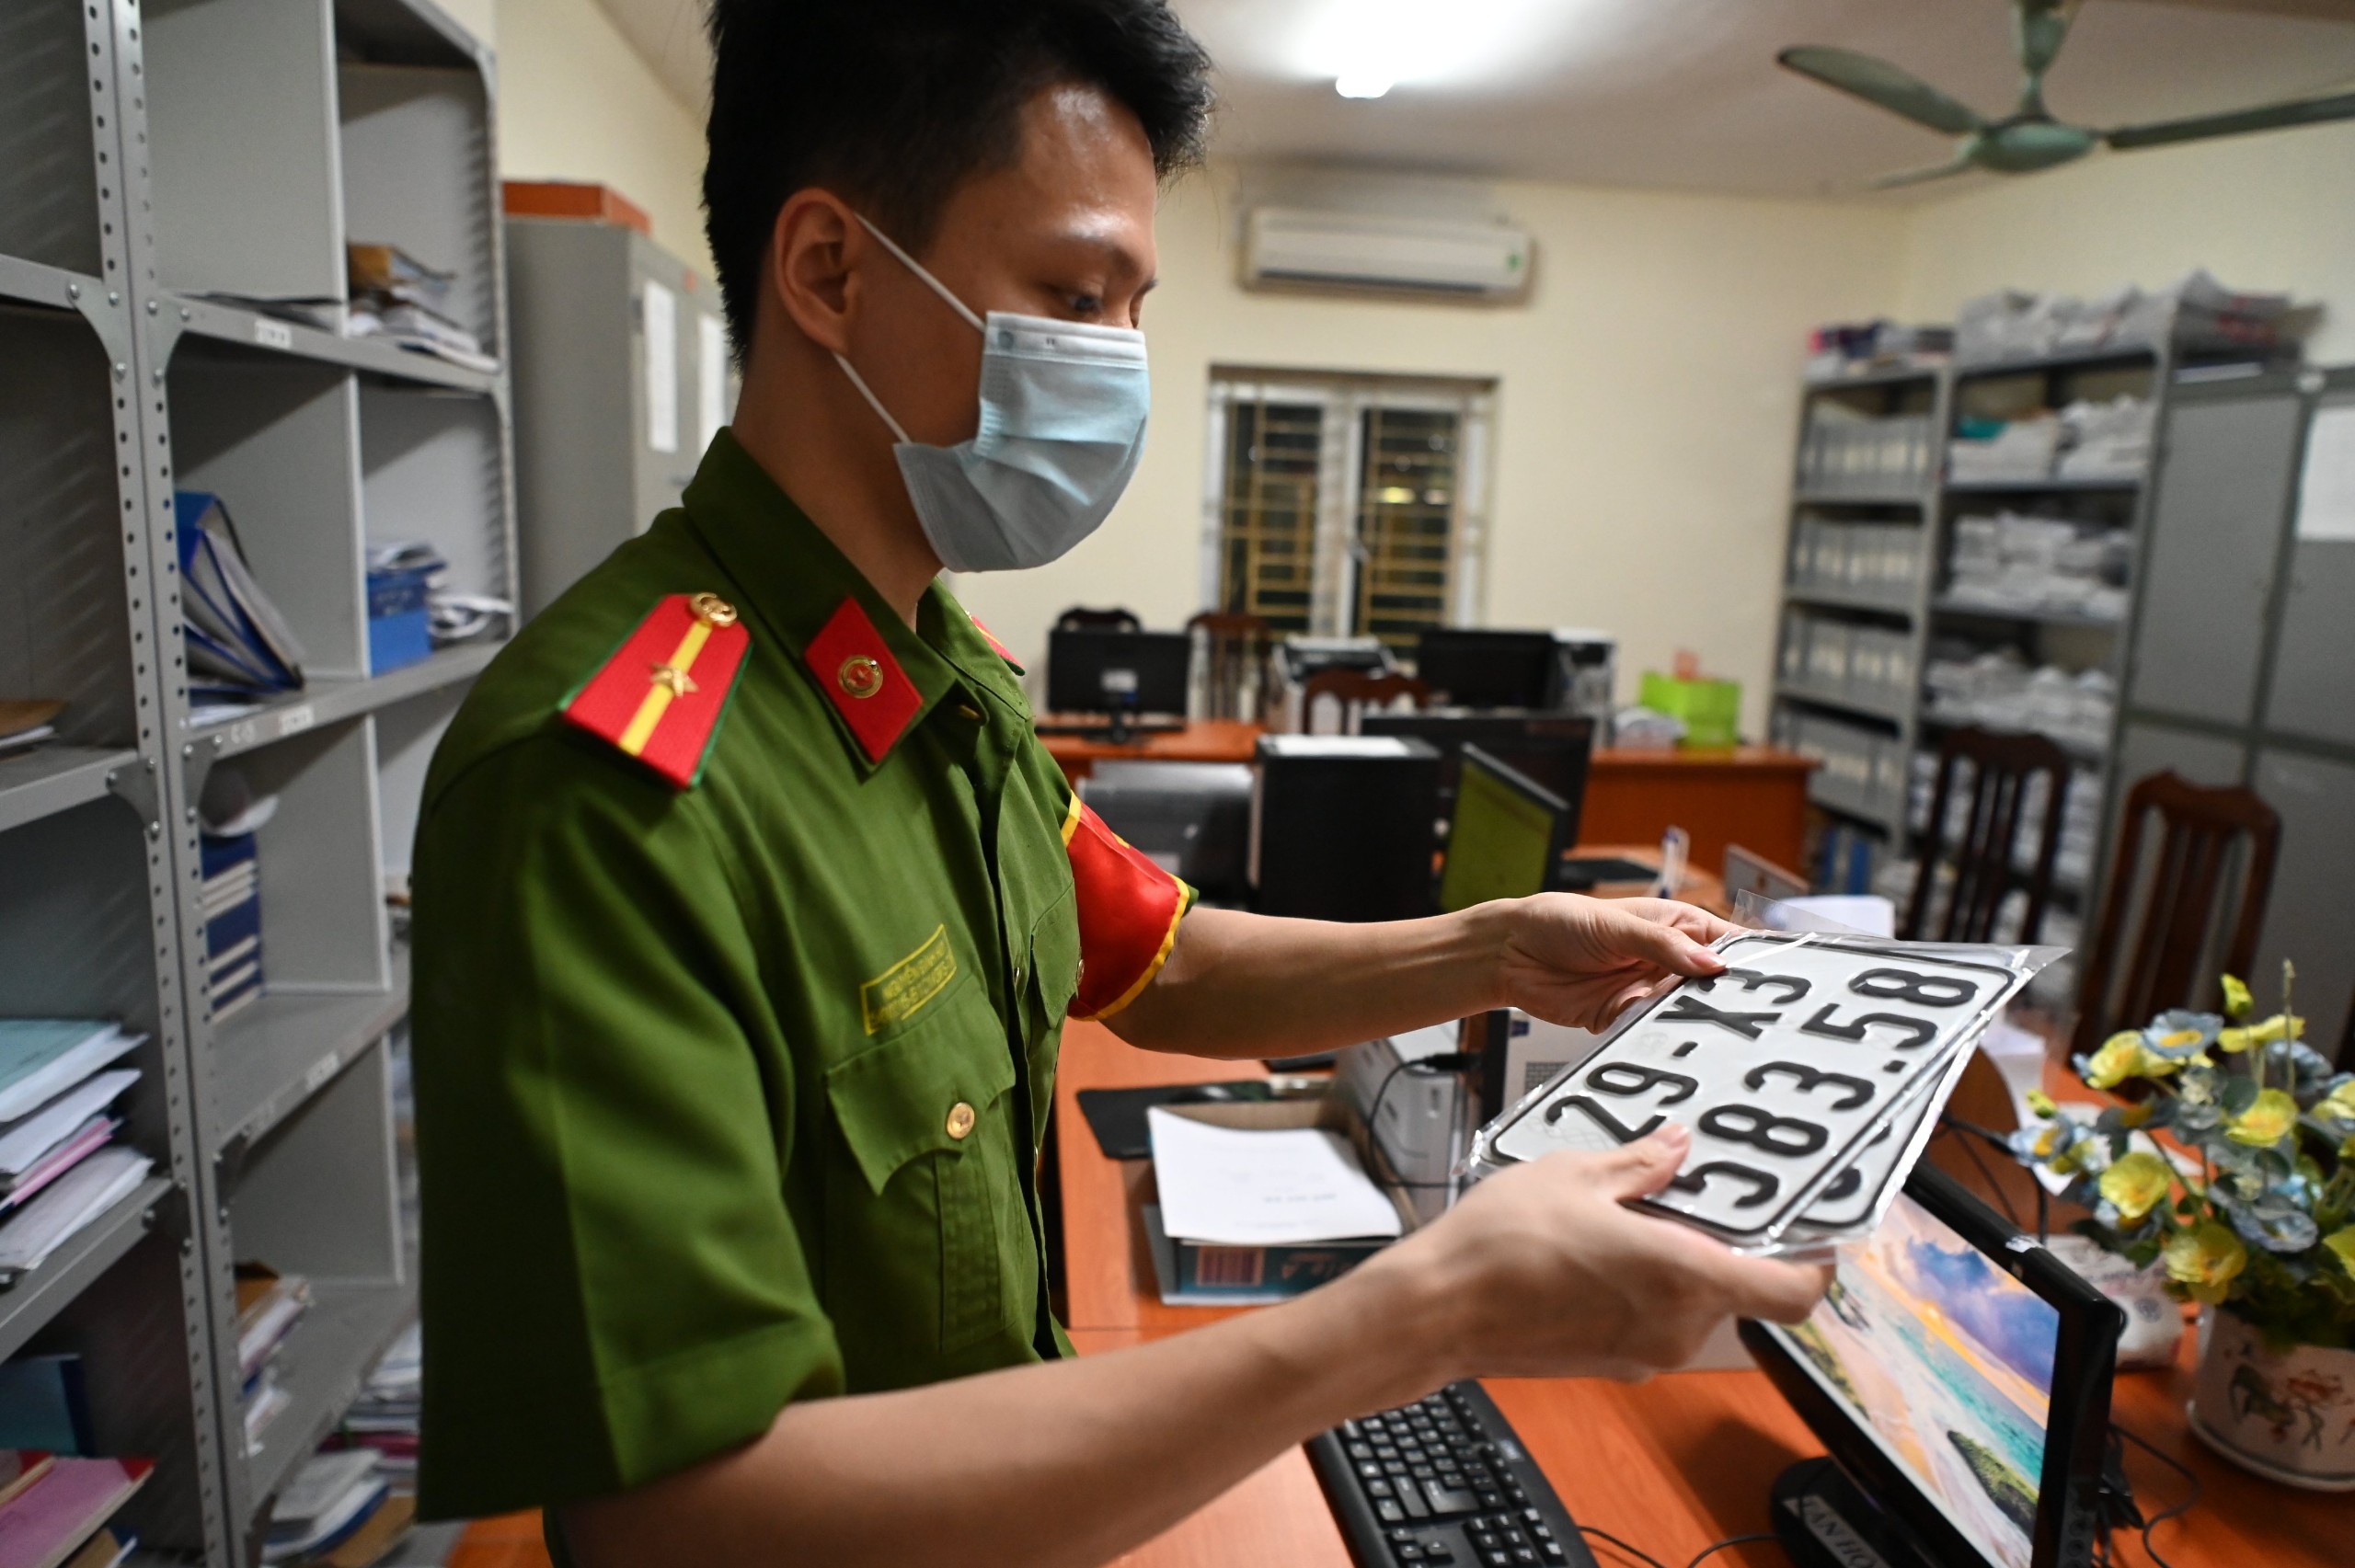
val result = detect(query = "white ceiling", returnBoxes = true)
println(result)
[594,0,2355,200]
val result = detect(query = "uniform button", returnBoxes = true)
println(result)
[838,656,883,698]
[946,1101,976,1139]
[688,591,737,627]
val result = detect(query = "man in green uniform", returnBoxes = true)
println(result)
[410,3,1828,1563]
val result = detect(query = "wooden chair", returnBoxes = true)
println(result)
[2073,771,2280,1058]
[1901,727,2073,944]
[1055,606,1141,632]
[1186,611,1271,723]
[1300,670,1430,736]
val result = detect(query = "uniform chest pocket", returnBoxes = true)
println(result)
[823,988,1027,1356]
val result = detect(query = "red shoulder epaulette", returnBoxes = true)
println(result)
[970,612,1025,674]
[561,592,751,788]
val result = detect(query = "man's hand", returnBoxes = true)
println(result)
[1498,894,1736,1031]
[1361,1125,1830,1384]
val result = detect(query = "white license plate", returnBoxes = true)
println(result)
[1487,933,2028,1242]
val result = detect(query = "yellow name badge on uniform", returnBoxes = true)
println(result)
[861,926,958,1035]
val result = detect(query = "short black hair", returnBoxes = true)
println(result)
[703,0,1214,361]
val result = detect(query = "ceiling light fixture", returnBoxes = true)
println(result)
[1292,0,1567,98]
[1335,73,1393,99]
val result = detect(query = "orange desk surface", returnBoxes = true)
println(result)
[1054,1022,2344,1568]
[1037,722,1815,880]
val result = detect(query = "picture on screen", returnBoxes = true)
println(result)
[1764,1193,2059,1568]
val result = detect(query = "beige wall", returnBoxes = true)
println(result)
[953,166,1912,734]
[1901,123,2355,365]
[456,0,714,278]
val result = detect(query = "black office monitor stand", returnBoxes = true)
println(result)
[1105,694,1136,748]
[1770,1459,1947,1568]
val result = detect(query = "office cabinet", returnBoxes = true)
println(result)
[506,217,738,614]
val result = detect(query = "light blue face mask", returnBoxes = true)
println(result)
[833,215,1151,574]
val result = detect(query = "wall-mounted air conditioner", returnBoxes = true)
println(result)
[1240,208,1533,302]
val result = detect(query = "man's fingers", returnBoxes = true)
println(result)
[1699,1253,1833,1324]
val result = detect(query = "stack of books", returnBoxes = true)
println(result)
[325,1324,419,1493]
[236,1264,310,1456]
[0,1448,149,1568]
[0,1026,150,1284]
[200,833,264,1024]
[266,1451,395,1565]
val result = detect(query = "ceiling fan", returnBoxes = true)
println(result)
[1778,0,2355,189]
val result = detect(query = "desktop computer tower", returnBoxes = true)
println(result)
[1249,735,1442,921]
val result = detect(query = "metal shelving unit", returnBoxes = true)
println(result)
[4,1,514,1560]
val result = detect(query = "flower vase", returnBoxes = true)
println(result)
[2187,1308,2355,1490]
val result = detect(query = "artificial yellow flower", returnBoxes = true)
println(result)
[2085,1031,2152,1089]
[2026,1089,2057,1119]
[2097,1152,2173,1222]
[2217,1013,2303,1054]
[2220,974,2253,1019]
[2318,1082,2355,1126]
[2226,1088,2299,1147]
[2325,1229,2355,1275]
[2164,1221,2248,1305]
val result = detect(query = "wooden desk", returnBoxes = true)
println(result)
[1039,719,1263,784]
[1053,1022,2342,1568]
[1584,746,1816,879]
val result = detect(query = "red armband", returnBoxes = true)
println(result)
[1063,795,1190,1020]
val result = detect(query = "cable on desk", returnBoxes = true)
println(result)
[1573,1525,1670,1568]
[2111,1422,2200,1568]
[1683,1531,1783,1568]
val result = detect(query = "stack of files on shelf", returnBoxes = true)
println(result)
[0,705,63,760]
[1955,270,2310,364]
[1780,711,1906,827]
[267,1450,391,1565]
[0,1452,149,1568]
[347,244,496,374]
[236,1264,311,1456]
[324,1322,419,1497]
[176,493,306,703]
[1796,406,1933,495]
[1922,647,2116,755]
[1787,519,1920,605]
[0,1026,148,1282]
[1779,614,1914,716]
[1947,414,2062,483]
[201,833,264,1024]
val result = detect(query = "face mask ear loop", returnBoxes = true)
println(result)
[832,352,913,444]
[853,212,986,333]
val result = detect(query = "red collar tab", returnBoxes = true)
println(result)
[562,592,751,789]
[807,598,925,763]
[969,613,1025,675]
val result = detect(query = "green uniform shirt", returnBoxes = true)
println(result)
[409,431,1187,1519]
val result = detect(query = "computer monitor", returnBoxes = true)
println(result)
[1045,627,1192,715]
[1740,1168,2120,1568]
[1359,712,1594,845]
[1414,628,1561,710]
[1437,747,1569,913]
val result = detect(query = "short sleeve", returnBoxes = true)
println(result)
[410,738,841,1519]
[1061,795,1196,1021]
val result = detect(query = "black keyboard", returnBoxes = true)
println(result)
[1305,1382,1597,1568]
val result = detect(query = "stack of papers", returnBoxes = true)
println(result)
[176,493,306,702]
[329,1324,420,1488]
[0,1024,148,1280]
[0,704,63,760]
[0,1456,149,1568]
[236,1264,311,1455]
[1147,1109,1401,1246]
[266,1452,387,1564]
[346,244,496,373]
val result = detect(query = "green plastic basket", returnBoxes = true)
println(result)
[1637,671,1741,749]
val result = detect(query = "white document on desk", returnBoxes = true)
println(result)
[1147,1108,1402,1245]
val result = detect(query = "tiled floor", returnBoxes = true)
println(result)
[447,1511,554,1568]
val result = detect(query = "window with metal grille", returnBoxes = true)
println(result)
[1202,371,1493,647]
